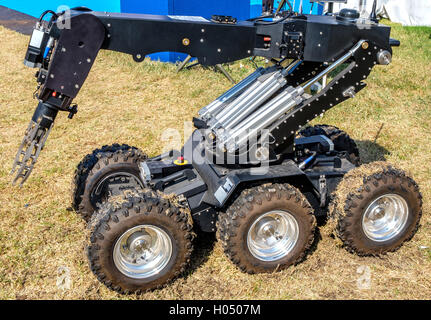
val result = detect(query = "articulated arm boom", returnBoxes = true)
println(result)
[12,7,397,185]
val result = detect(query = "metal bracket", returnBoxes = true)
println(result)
[343,86,356,99]
[319,174,327,207]
[67,104,78,119]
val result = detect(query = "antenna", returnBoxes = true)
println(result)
[370,0,378,22]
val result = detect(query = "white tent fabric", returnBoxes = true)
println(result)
[326,0,431,26]
[324,0,386,17]
[383,0,431,26]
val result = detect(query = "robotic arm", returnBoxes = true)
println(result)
[12,6,397,185]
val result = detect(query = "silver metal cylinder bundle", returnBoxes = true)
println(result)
[198,67,266,120]
[209,70,288,130]
[206,80,262,127]
[218,74,288,130]
[200,41,365,154]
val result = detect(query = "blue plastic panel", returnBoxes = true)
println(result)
[172,0,250,21]
[274,0,324,15]
[121,0,173,16]
[0,0,121,18]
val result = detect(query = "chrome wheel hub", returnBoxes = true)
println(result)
[362,194,409,242]
[247,210,299,262]
[113,225,172,279]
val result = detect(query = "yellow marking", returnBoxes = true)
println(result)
[174,159,189,166]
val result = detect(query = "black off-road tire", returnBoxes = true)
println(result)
[217,183,316,274]
[87,194,194,294]
[298,124,361,166]
[87,188,157,231]
[331,163,422,256]
[72,144,147,221]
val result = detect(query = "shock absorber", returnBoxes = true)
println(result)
[11,102,59,186]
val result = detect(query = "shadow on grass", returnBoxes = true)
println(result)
[182,230,217,278]
[356,140,390,164]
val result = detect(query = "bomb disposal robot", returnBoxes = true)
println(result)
[12,3,422,293]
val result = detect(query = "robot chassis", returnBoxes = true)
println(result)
[11,6,422,293]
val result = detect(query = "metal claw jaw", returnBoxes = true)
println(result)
[11,102,58,186]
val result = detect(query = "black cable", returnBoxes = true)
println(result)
[247,13,275,22]
[253,0,294,25]
[248,0,293,23]
[38,10,58,23]
[254,11,293,25]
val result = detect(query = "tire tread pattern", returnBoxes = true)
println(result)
[71,143,147,220]
[333,165,422,256]
[87,192,193,294]
[217,183,316,274]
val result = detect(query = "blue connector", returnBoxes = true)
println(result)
[43,37,54,59]
[43,46,50,59]
[298,152,316,170]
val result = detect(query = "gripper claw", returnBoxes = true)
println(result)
[11,102,58,186]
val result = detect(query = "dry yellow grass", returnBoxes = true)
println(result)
[0,21,430,300]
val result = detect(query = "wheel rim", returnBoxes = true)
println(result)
[362,194,409,242]
[113,225,172,279]
[247,210,299,262]
[92,171,143,204]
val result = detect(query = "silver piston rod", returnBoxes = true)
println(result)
[208,60,301,129]
[209,70,288,130]
[207,80,262,127]
[219,40,365,153]
[198,67,266,119]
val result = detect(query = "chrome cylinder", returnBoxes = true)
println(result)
[210,70,287,129]
[198,67,266,119]
[206,80,262,127]
[221,76,287,130]
[302,40,365,90]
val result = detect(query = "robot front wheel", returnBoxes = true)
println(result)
[71,144,147,221]
[87,193,194,294]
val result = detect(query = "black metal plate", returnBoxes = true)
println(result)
[96,12,256,66]
[43,13,106,98]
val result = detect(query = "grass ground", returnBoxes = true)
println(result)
[0,21,430,300]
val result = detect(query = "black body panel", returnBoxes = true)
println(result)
[27,9,393,110]
[95,12,256,66]
[302,14,391,62]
